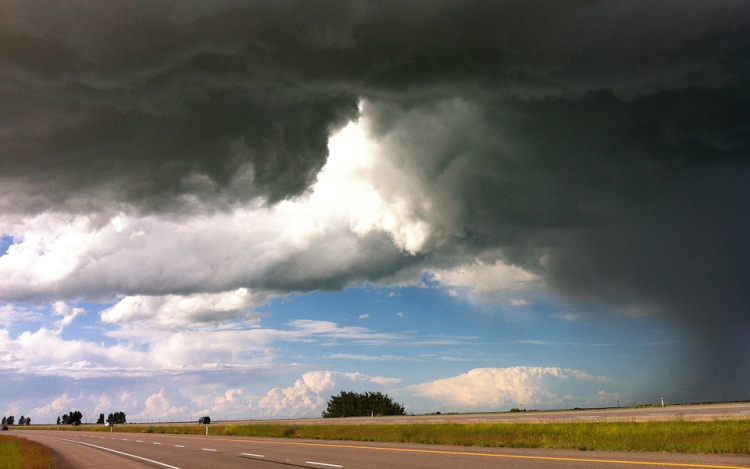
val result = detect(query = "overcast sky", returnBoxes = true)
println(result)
[1,0,749,423]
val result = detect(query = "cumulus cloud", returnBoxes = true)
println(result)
[408,367,618,411]
[257,370,401,417]
[100,289,263,327]
[52,301,85,330]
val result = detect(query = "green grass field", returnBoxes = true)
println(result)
[0,435,56,469]
[34,419,750,454]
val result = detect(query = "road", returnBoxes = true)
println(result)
[17,429,750,469]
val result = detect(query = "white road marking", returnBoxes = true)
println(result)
[153,442,161,445]
[202,448,217,451]
[33,436,182,469]
[306,462,343,468]
[241,453,265,458]
[136,440,143,443]
[175,445,185,448]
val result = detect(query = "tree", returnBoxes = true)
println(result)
[322,391,406,418]
[61,414,69,425]
[25,416,30,425]
[97,413,105,424]
[18,416,25,425]
[67,411,82,425]
[1,417,5,425]
[5,416,14,425]
[57,416,61,425]
[112,411,126,424]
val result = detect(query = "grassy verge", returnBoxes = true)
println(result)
[32,419,750,454]
[0,435,56,469]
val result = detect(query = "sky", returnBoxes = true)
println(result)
[1,0,749,424]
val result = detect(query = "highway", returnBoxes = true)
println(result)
[18,429,750,469]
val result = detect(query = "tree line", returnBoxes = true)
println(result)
[55,410,126,425]
[2,415,31,425]
[97,412,126,424]
[322,391,405,418]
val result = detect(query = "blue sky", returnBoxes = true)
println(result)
[1,0,748,424]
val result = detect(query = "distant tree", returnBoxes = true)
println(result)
[25,416,30,425]
[57,416,61,425]
[5,416,14,425]
[67,411,82,425]
[1,417,6,425]
[18,416,25,425]
[97,413,105,424]
[112,412,126,424]
[322,391,405,418]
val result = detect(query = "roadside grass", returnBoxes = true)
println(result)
[32,419,750,454]
[0,435,56,469]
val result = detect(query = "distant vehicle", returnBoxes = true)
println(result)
[105,421,111,426]
[198,416,211,424]
[1,425,8,431]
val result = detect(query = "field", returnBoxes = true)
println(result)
[0,434,56,469]
[27,419,750,454]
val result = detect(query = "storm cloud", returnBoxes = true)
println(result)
[1,0,749,401]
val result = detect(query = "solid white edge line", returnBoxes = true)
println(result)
[33,436,182,469]
[306,462,343,468]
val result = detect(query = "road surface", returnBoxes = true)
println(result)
[18,429,750,469]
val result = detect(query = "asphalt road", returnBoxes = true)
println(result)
[17,429,750,469]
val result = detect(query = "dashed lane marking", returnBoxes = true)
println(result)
[241,453,265,458]
[306,462,343,468]
[30,436,182,469]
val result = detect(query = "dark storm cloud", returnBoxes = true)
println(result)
[1,0,749,400]
[3,0,747,213]
[362,86,749,400]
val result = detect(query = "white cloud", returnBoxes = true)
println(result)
[430,259,540,295]
[0,303,42,327]
[552,312,583,322]
[0,327,149,378]
[257,370,402,418]
[100,289,265,327]
[408,366,615,411]
[29,394,76,421]
[52,301,85,330]
[510,299,532,306]
[143,388,189,420]
[287,319,405,345]
[0,109,436,303]
[358,313,369,320]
